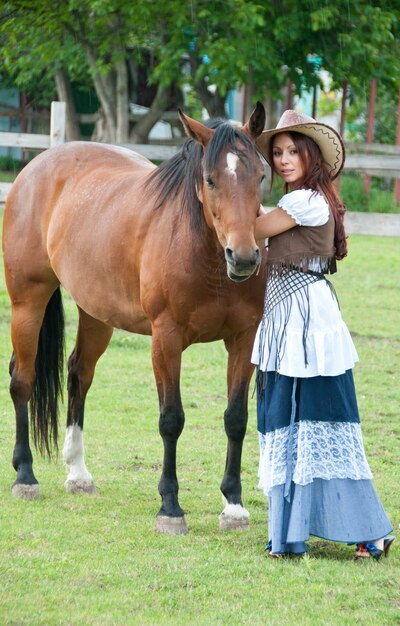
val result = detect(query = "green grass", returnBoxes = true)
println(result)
[0,170,18,183]
[0,216,399,624]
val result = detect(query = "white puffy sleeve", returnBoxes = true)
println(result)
[277,189,329,227]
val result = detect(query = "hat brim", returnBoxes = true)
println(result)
[256,122,345,180]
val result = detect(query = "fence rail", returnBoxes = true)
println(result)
[344,154,400,178]
[346,142,400,156]
[0,101,67,150]
[0,131,51,150]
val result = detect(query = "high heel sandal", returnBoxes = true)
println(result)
[354,536,395,561]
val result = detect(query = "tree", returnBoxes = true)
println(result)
[0,1,144,142]
[0,1,399,143]
[151,0,400,122]
[269,1,400,98]
[0,1,280,139]
[151,1,281,118]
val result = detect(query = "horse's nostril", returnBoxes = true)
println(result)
[225,247,234,263]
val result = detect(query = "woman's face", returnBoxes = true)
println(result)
[272,133,306,189]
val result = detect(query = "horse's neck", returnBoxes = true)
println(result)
[189,219,222,254]
[163,211,223,270]
[191,229,226,273]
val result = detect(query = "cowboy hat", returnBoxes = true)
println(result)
[256,110,345,179]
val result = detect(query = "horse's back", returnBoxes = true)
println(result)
[4,142,155,228]
[2,142,157,330]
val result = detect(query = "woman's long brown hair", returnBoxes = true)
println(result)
[269,131,348,260]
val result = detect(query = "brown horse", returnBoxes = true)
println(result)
[2,102,267,534]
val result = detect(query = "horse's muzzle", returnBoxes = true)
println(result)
[225,246,260,282]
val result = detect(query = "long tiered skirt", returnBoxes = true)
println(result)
[257,370,393,555]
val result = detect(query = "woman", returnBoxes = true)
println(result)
[252,110,394,559]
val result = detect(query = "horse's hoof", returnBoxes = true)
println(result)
[64,479,96,494]
[156,515,188,535]
[219,515,250,531]
[219,503,250,531]
[12,483,40,501]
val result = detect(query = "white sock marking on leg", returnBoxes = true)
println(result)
[62,424,93,483]
[221,502,250,519]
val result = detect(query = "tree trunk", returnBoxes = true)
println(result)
[263,93,279,129]
[86,47,117,143]
[63,13,129,144]
[55,69,80,141]
[116,58,129,143]
[194,77,227,118]
[203,90,227,118]
[129,82,171,144]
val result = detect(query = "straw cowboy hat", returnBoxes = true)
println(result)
[256,110,345,179]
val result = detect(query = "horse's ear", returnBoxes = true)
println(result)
[241,101,266,139]
[178,109,214,148]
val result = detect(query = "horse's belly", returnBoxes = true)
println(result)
[68,286,152,334]
[51,251,152,334]
[46,183,156,333]
[81,295,152,334]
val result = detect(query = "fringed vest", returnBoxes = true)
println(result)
[256,210,338,377]
[266,210,337,275]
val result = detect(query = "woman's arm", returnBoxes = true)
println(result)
[255,206,297,240]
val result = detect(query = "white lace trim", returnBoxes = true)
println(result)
[258,420,373,495]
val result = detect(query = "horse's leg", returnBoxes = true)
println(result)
[9,283,62,500]
[9,341,38,500]
[219,331,255,530]
[62,307,113,494]
[151,324,187,534]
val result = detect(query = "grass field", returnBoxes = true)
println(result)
[0,215,399,624]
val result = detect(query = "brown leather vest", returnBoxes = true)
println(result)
[267,210,337,274]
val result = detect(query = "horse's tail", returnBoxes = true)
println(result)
[30,287,65,456]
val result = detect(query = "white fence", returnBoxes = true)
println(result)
[1,101,66,151]
[345,154,400,178]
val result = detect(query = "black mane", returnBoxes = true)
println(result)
[145,119,259,233]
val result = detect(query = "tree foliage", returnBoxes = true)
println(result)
[0,0,399,141]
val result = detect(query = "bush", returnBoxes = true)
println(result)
[0,155,24,172]
[340,173,398,214]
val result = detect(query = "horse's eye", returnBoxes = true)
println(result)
[205,176,215,189]
[260,174,265,184]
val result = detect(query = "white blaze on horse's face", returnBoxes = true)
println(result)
[226,152,239,179]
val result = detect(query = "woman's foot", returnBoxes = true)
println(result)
[354,536,395,560]
[265,540,288,558]
[268,551,289,559]
[265,540,305,558]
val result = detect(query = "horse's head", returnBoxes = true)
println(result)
[179,102,266,282]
